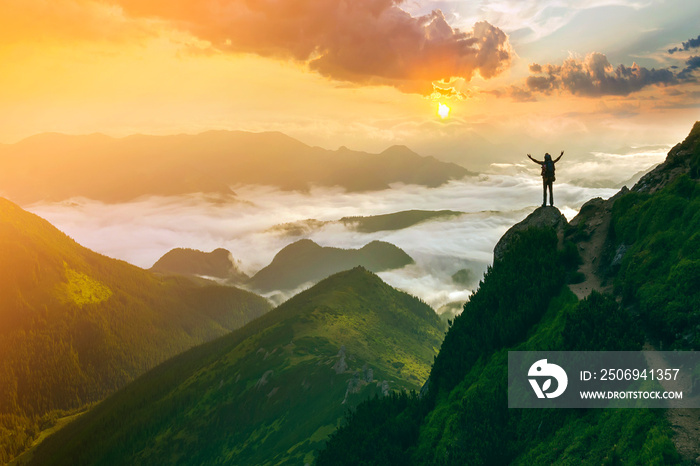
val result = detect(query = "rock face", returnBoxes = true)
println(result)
[493,206,567,261]
[380,380,390,397]
[333,346,348,374]
[255,370,274,389]
[419,377,430,399]
[633,120,700,193]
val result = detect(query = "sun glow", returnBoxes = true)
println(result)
[438,103,450,119]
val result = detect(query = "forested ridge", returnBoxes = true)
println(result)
[0,198,271,463]
[318,122,700,465]
[25,267,446,465]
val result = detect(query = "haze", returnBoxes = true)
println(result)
[3,0,699,307]
[2,0,698,171]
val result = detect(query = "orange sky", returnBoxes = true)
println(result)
[2,0,699,169]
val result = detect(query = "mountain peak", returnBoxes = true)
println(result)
[248,240,413,293]
[27,259,443,466]
[380,144,420,157]
[632,121,700,193]
[494,206,567,261]
[150,247,248,282]
[278,238,323,254]
[18,131,111,142]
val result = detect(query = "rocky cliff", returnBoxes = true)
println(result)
[493,205,567,261]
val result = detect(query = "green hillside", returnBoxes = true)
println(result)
[248,239,414,292]
[0,198,271,463]
[318,122,700,465]
[26,267,446,465]
[150,247,249,283]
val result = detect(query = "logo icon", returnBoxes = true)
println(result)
[528,359,568,398]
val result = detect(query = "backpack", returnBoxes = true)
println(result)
[542,160,555,181]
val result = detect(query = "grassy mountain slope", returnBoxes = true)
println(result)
[0,198,271,463]
[319,122,700,465]
[27,267,445,466]
[0,132,473,203]
[150,247,249,282]
[248,239,414,292]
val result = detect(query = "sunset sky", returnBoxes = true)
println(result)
[2,0,699,170]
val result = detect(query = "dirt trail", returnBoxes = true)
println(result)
[643,345,700,463]
[668,409,700,463]
[567,203,613,299]
[568,199,700,463]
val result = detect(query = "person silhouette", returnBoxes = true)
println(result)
[528,151,564,207]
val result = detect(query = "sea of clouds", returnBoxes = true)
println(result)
[27,173,624,311]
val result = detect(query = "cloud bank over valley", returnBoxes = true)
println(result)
[27,172,625,310]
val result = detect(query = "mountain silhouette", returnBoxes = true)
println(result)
[151,247,248,283]
[0,131,474,203]
[269,209,464,237]
[247,239,414,292]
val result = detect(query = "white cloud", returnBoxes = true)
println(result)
[406,0,652,42]
[28,175,618,310]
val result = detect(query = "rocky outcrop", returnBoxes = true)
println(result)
[341,365,377,404]
[362,364,373,383]
[342,372,363,404]
[633,121,700,193]
[562,122,699,298]
[333,345,348,374]
[493,206,567,261]
[255,370,274,389]
[419,377,430,399]
[379,380,390,397]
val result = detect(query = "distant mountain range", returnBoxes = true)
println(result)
[269,209,465,236]
[0,131,474,203]
[0,198,271,463]
[247,239,414,292]
[26,267,446,465]
[150,239,414,298]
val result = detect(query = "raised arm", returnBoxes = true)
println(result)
[527,154,543,164]
[553,150,564,163]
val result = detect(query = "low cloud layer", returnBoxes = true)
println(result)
[27,173,623,310]
[111,0,512,94]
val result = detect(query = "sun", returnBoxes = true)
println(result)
[437,102,450,119]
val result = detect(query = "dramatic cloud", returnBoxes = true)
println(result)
[407,0,653,45]
[523,52,679,97]
[110,0,512,94]
[668,34,700,54]
[678,55,700,80]
[430,79,473,100]
[27,175,620,310]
